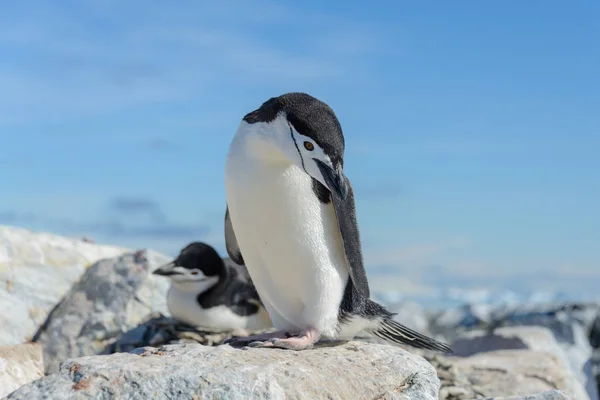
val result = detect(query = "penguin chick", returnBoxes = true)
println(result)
[153,241,272,331]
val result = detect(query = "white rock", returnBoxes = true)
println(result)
[0,343,44,398]
[0,226,126,345]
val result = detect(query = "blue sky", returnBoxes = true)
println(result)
[1,0,599,303]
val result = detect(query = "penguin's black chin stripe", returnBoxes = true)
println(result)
[288,121,306,171]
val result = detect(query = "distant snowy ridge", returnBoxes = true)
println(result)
[374,286,600,311]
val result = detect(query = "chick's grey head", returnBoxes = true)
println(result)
[241,92,348,199]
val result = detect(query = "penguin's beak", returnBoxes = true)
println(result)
[152,261,182,276]
[313,159,348,200]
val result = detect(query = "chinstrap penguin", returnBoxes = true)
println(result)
[223,92,453,353]
[152,242,272,331]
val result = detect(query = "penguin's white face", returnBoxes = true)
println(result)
[243,113,348,199]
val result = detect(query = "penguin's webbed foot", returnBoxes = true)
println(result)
[248,326,320,351]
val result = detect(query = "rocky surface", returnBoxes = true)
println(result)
[2,225,600,399]
[0,226,126,345]
[451,326,561,357]
[481,390,571,399]
[450,323,595,400]
[429,301,600,343]
[102,313,268,354]
[0,343,44,398]
[7,341,441,400]
[425,349,583,400]
[31,250,170,374]
[590,309,600,391]
[451,325,596,400]
[590,312,600,348]
[430,301,600,399]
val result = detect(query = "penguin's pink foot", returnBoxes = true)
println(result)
[247,326,320,350]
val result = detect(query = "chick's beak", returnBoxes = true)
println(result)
[152,261,181,276]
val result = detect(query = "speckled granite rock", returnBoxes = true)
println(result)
[0,226,127,345]
[6,341,440,400]
[31,250,170,374]
[0,343,44,398]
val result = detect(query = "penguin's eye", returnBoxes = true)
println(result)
[303,141,314,151]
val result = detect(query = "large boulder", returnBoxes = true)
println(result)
[31,250,170,374]
[451,325,597,400]
[0,226,126,345]
[6,341,441,400]
[0,343,44,398]
[426,349,586,400]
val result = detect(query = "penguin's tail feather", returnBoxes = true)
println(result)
[372,318,454,354]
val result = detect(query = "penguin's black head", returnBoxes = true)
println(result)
[241,92,349,199]
[152,242,225,284]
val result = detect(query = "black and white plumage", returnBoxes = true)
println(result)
[152,242,272,331]
[223,92,453,353]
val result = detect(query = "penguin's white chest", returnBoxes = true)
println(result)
[225,140,349,337]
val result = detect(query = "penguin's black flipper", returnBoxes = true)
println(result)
[224,205,244,265]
